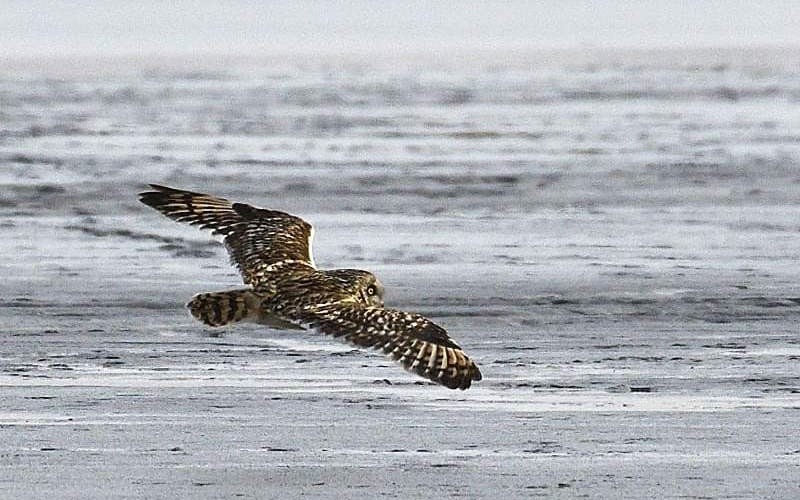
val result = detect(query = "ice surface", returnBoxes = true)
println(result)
[1,48,800,499]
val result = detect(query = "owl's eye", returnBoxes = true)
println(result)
[366,286,376,296]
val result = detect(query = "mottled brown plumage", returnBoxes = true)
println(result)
[139,184,481,389]
[139,184,314,286]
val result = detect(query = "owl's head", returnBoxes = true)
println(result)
[359,272,385,308]
[327,269,385,308]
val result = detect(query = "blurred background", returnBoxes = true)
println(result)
[2,2,800,499]
[3,0,800,55]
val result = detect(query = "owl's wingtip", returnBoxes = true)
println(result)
[472,366,483,383]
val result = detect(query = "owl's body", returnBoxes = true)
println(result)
[139,184,481,390]
[187,267,380,329]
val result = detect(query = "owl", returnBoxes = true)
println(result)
[139,185,481,390]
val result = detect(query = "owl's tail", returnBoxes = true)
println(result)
[187,289,257,327]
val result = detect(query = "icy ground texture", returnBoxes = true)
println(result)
[1,48,800,498]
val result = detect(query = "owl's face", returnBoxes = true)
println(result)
[357,272,385,308]
[324,269,385,308]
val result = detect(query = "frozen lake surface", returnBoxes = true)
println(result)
[1,48,800,498]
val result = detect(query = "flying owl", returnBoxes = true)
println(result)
[139,184,482,390]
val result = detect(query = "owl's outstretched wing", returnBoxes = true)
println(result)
[271,301,482,390]
[139,184,315,286]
